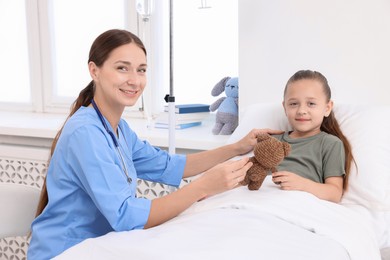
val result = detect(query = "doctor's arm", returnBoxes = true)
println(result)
[182,128,284,178]
[144,157,252,229]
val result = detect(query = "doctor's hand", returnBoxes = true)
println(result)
[195,157,252,199]
[234,128,284,155]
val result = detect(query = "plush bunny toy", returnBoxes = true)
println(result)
[209,77,239,135]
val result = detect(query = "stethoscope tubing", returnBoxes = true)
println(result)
[91,99,132,184]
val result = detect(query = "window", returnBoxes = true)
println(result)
[0,0,30,103]
[0,0,238,117]
[42,0,141,112]
[48,0,126,100]
[171,0,238,105]
[0,0,139,113]
[145,0,238,116]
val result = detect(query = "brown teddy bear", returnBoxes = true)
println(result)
[241,133,291,190]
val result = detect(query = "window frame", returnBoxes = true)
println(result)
[38,0,144,115]
[0,0,237,120]
[0,0,148,116]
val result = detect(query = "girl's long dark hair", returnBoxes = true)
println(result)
[35,29,147,217]
[284,70,356,190]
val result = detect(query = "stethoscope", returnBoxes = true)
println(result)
[91,99,132,185]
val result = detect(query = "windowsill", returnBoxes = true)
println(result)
[0,111,230,151]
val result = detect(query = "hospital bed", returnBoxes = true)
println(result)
[56,103,390,260]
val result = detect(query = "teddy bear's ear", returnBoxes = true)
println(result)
[211,76,231,97]
[256,133,270,142]
[283,142,291,156]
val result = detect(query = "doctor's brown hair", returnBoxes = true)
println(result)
[284,70,356,191]
[35,29,147,218]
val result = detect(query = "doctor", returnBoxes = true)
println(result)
[28,29,280,259]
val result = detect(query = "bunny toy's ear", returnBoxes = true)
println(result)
[211,76,231,97]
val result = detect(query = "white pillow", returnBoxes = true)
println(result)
[228,102,390,212]
[334,104,390,211]
[228,103,289,144]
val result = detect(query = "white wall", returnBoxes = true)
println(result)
[238,0,390,112]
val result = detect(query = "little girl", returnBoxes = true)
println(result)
[271,70,355,203]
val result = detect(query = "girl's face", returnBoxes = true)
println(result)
[89,42,147,113]
[283,79,333,138]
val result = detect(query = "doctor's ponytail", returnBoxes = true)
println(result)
[34,81,94,219]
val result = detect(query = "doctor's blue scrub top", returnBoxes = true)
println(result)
[27,106,186,259]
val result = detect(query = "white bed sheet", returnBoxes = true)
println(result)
[56,177,381,260]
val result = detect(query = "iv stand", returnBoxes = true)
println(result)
[137,0,175,154]
[136,0,153,128]
[166,0,176,154]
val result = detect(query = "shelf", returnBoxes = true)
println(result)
[0,111,229,151]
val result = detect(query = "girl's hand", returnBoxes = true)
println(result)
[272,171,309,191]
[272,171,344,203]
[235,128,284,155]
[195,157,253,198]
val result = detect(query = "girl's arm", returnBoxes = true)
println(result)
[144,157,252,228]
[272,172,344,202]
[183,128,284,178]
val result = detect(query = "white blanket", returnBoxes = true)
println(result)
[57,177,381,260]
